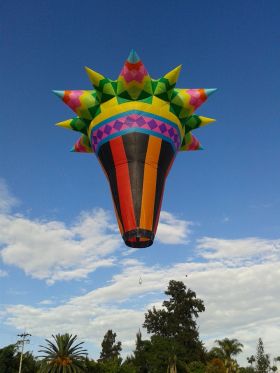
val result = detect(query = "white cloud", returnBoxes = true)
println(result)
[0,179,18,213]
[157,211,192,244]
[0,209,121,284]
[0,269,8,277]
[0,205,191,284]
[197,237,280,264]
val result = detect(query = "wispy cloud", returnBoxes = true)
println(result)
[0,179,18,213]
[197,237,280,265]
[0,269,8,277]
[157,211,192,244]
[0,209,121,284]
[0,192,191,284]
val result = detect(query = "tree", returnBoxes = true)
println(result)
[206,358,226,373]
[133,330,151,372]
[99,330,122,363]
[39,333,87,372]
[213,338,243,373]
[187,360,206,373]
[16,351,40,372]
[132,330,188,372]
[143,280,206,367]
[255,338,270,373]
[120,356,137,373]
[0,344,18,373]
[0,344,39,373]
[239,368,255,373]
[247,355,256,367]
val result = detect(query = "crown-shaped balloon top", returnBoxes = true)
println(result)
[54,50,216,152]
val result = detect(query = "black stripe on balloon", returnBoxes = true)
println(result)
[98,141,123,230]
[122,132,149,227]
[152,140,175,231]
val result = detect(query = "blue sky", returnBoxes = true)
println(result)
[1,0,280,364]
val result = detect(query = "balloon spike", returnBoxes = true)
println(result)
[153,66,182,102]
[85,67,106,89]
[72,135,93,153]
[53,90,65,99]
[117,50,152,100]
[163,65,182,86]
[180,133,202,151]
[199,116,216,126]
[205,88,217,97]
[184,115,216,132]
[56,119,72,130]
[56,117,90,135]
[127,49,140,63]
[85,67,115,103]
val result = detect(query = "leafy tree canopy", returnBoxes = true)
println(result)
[143,280,206,365]
[99,330,122,363]
[255,338,270,373]
[39,333,87,372]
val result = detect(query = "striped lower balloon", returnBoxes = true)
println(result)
[97,132,175,248]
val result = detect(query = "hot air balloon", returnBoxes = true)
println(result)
[54,50,216,248]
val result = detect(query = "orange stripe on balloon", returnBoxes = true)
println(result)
[140,136,162,231]
[110,137,137,232]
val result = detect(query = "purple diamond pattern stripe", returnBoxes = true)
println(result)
[90,114,182,152]
[159,123,167,133]
[104,124,112,134]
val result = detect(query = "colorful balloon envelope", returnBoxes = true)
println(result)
[54,50,216,248]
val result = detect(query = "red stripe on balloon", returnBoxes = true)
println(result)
[110,137,137,233]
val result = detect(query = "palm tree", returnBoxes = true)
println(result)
[39,333,87,372]
[214,338,243,373]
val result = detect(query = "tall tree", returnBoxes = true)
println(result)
[99,329,122,363]
[0,344,18,373]
[215,338,243,360]
[0,344,39,373]
[16,351,40,373]
[206,358,226,373]
[255,338,270,373]
[213,338,243,373]
[143,280,206,365]
[133,330,151,373]
[39,333,87,372]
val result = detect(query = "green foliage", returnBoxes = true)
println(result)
[18,351,40,372]
[38,333,87,372]
[187,360,206,373]
[206,358,226,373]
[132,331,188,372]
[0,344,18,373]
[255,338,270,373]
[132,330,151,372]
[247,355,256,366]
[210,338,243,373]
[99,330,122,363]
[143,280,206,364]
[0,344,39,373]
[214,338,243,360]
[119,357,137,373]
[239,368,256,373]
